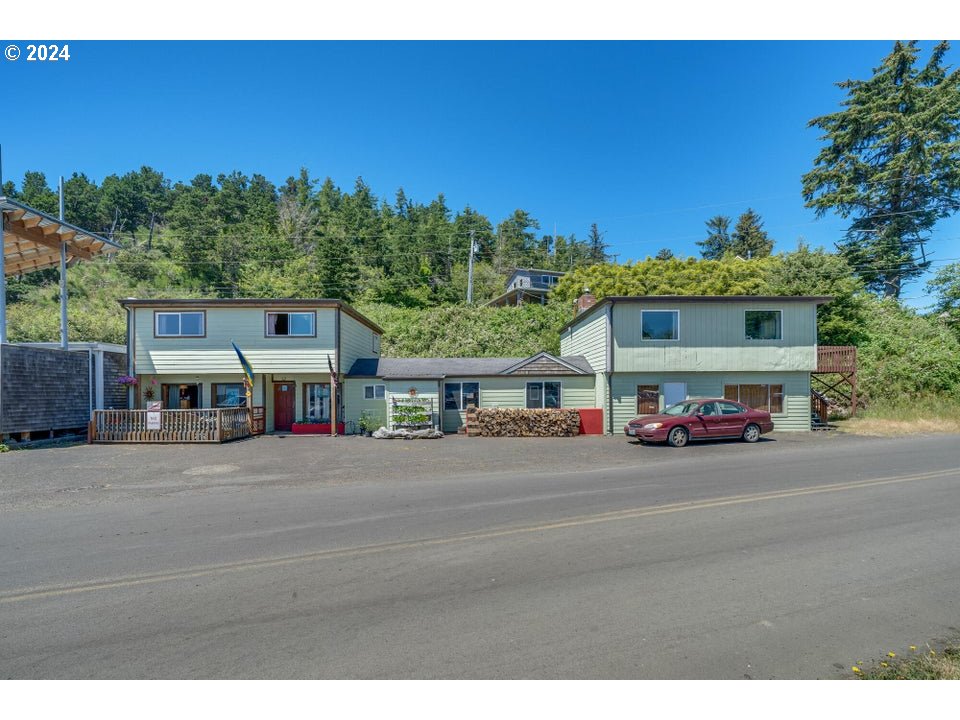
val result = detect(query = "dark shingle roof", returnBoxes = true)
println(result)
[346,354,594,379]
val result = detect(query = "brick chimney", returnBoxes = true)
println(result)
[575,289,597,316]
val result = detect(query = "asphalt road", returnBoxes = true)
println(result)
[1,433,959,678]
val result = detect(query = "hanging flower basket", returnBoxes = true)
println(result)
[116,375,138,387]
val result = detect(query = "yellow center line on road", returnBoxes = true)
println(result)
[2,466,957,605]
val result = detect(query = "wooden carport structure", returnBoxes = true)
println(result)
[1,195,120,343]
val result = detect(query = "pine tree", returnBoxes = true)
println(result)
[587,223,608,264]
[803,41,960,297]
[697,216,732,259]
[730,209,773,258]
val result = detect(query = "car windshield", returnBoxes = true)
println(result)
[661,401,701,416]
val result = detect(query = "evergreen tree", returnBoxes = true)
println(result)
[587,223,608,263]
[655,248,675,261]
[803,41,960,297]
[697,215,732,259]
[730,209,774,258]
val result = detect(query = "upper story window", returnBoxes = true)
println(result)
[155,311,205,337]
[372,333,381,354]
[745,310,782,340]
[641,310,679,341]
[265,311,315,337]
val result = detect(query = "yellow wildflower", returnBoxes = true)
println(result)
[887,652,896,658]
[880,662,888,667]
[852,666,861,673]
[909,645,917,652]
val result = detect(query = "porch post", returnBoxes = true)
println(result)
[59,176,68,350]
[0,209,6,345]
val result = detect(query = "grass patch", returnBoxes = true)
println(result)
[835,395,960,436]
[856,644,960,680]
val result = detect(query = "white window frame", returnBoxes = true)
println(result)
[155,311,205,337]
[640,309,680,342]
[444,382,480,411]
[526,381,562,409]
[372,333,381,354]
[364,384,385,400]
[744,309,783,341]
[265,311,316,337]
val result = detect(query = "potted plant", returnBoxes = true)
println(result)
[358,411,377,437]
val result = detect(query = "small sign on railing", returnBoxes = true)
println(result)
[146,401,162,430]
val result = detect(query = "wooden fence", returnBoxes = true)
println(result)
[91,408,253,443]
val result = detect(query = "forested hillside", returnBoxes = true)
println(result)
[3,168,959,405]
[2,167,608,308]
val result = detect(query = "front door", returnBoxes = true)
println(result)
[273,382,295,432]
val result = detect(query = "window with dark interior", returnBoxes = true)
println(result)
[745,310,782,340]
[265,311,314,337]
[641,310,679,341]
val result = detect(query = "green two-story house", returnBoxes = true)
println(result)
[121,298,383,433]
[559,295,831,434]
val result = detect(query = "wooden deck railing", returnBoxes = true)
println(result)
[817,345,857,373]
[91,408,252,443]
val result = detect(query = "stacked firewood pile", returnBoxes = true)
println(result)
[474,407,581,437]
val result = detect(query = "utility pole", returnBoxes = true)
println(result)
[466,229,476,304]
[59,176,68,350]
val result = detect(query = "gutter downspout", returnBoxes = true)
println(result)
[606,301,615,435]
[87,347,94,419]
[126,305,135,409]
[333,307,341,437]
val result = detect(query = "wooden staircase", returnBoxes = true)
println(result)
[811,346,858,426]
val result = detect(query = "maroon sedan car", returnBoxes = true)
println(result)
[624,398,774,447]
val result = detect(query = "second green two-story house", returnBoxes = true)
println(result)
[121,298,383,433]
[559,294,832,433]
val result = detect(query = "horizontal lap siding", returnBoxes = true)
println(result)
[612,303,817,372]
[386,381,440,430]
[441,375,598,432]
[610,371,810,432]
[134,307,338,375]
[339,313,380,374]
[343,379,388,430]
[561,310,608,372]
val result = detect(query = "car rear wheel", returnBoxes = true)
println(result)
[742,423,761,443]
[667,426,689,448]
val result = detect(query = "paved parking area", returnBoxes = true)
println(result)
[2,430,859,512]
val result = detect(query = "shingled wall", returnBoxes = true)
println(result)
[0,345,91,436]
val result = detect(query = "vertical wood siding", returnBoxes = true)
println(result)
[612,303,817,372]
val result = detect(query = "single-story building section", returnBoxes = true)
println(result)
[345,352,599,433]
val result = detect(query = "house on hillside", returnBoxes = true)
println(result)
[559,293,835,434]
[120,298,383,433]
[344,353,598,433]
[486,268,565,307]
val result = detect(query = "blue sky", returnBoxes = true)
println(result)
[1,40,957,304]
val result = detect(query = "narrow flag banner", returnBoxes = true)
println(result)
[232,340,255,387]
[327,354,337,389]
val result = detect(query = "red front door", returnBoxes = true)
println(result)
[273,382,295,432]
